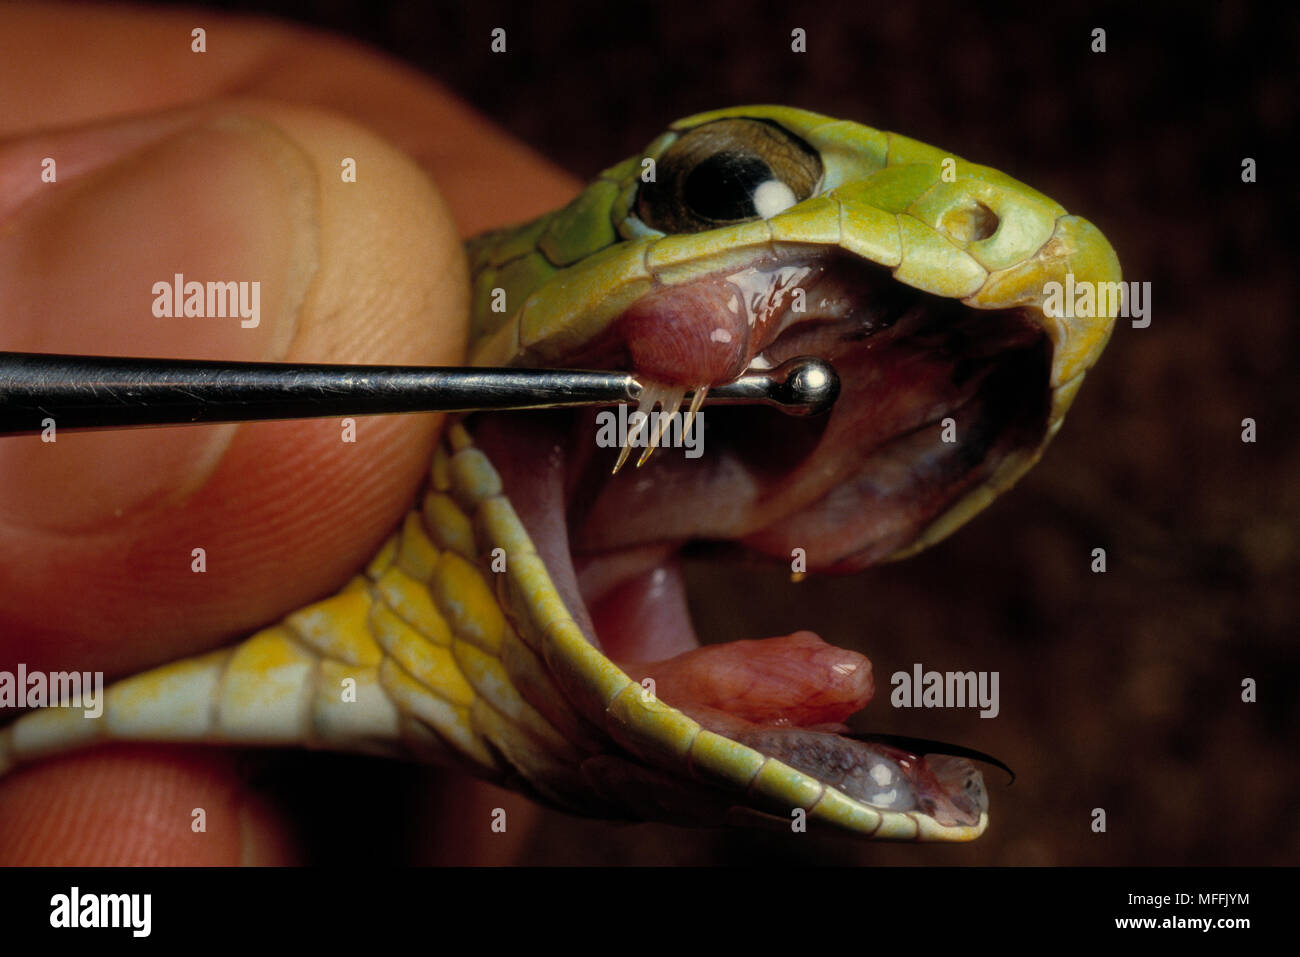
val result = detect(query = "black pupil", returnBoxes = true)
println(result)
[682,152,774,222]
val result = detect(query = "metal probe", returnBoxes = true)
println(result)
[0,352,839,436]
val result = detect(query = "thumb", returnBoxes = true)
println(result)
[0,101,468,678]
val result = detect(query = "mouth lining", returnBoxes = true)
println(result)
[471,247,1049,830]
[559,247,1052,567]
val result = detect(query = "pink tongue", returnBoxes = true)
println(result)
[582,554,873,728]
[623,632,874,728]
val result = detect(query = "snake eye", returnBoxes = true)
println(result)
[637,118,823,234]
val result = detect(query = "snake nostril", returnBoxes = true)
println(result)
[941,200,999,243]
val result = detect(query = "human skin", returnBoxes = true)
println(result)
[0,2,579,865]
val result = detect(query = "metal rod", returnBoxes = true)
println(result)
[0,352,838,435]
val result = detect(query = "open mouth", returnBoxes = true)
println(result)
[470,243,1051,832]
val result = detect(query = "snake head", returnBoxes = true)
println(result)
[455,107,1121,841]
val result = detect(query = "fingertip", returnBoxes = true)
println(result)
[0,101,468,675]
[0,745,296,865]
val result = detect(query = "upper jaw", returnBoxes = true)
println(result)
[550,225,1112,572]
[474,196,1121,561]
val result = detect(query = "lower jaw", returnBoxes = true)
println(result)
[469,410,988,829]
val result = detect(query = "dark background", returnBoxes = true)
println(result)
[148,0,1296,864]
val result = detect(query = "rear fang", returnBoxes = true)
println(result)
[637,387,686,468]
[612,382,664,475]
[680,385,708,446]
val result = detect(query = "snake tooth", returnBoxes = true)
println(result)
[636,385,687,469]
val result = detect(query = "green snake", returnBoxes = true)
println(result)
[0,106,1119,842]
